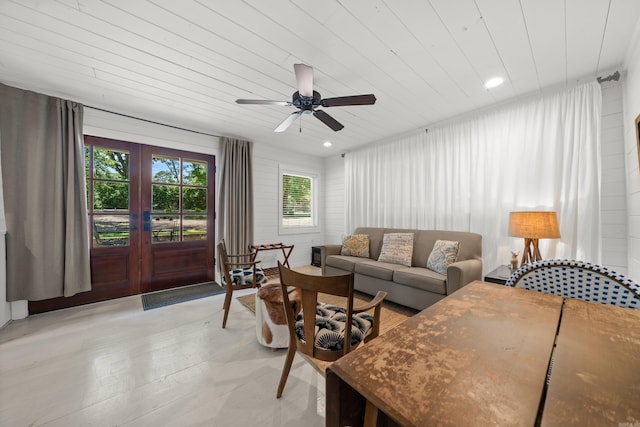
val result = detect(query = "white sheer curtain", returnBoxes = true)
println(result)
[345,82,602,272]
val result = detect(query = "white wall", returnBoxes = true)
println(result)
[252,144,325,269]
[323,154,346,244]
[623,22,640,280]
[600,80,629,275]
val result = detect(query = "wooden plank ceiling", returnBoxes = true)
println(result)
[0,0,639,157]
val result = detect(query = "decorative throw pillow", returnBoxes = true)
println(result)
[341,234,370,258]
[426,240,460,275]
[377,233,414,266]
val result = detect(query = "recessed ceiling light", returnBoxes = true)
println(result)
[323,141,332,147]
[484,77,504,89]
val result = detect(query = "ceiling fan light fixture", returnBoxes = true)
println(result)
[484,77,504,89]
[323,141,332,147]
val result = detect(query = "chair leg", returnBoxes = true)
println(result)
[363,400,379,427]
[276,345,297,398]
[222,284,233,328]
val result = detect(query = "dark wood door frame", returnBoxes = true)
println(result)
[139,145,215,293]
[29,137,216,314]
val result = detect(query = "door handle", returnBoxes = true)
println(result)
[143,211,151,222]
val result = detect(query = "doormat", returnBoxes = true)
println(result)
[141,282,224,311]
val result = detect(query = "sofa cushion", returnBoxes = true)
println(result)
[426,240,460,274]
[341,234,370,257]
[377,233,414,266]
[355,260,410,281]
[326,255,371,272]
[393,267,447,295]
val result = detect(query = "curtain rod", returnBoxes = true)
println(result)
[90,69,618,138]
[85,105,222,138]
[597,70,620,83]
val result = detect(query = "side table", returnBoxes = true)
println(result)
[484,265,515,285]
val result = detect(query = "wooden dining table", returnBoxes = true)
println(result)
[325,280,640,427]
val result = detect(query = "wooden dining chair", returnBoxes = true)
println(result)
[217,240,267,328]
[505,259,640,310]
[276,262,387,398]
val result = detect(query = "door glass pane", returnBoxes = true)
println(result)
[152,184,179,212]
[94,148,129,180]
[152,156,180,184]
[94,182,129,211]
[184,215,207,241]
[151,214,179,243]
[93,216,129,247]
[183,188,206,212]
[183,160,207,186]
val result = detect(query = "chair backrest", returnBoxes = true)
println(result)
[505,259,640,310]
[278,262,355,362]
[217,240,233,285]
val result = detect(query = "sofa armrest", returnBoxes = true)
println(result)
[446,259,483,295]
[320,244,343,274]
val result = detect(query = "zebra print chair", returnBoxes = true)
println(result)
[505,259,640,310]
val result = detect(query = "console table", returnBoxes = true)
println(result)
[326,281,640,426]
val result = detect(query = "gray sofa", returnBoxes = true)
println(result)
[320,227,483,310]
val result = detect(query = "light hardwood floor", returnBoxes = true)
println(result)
[0,287,325,426]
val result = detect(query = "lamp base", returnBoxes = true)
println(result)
[520,238,542,266]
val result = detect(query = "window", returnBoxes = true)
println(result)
[279,165,319,234]
[151,155,208,243]
[85,145,131,247]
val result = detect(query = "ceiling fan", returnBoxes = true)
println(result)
[235,64,376,133]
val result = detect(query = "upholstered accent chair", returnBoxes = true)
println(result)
[505,259,640,310]
[276,262,387,398]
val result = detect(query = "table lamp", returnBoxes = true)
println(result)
[509,211,560,267]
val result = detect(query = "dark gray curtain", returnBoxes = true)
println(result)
[217,137,254,255]
[0,83,91,301]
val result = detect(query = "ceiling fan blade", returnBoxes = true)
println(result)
[274,111,302,132]
[321,94,376,107]
[294,64,313,97]
[236,99,291,106]
[313,110,344,132]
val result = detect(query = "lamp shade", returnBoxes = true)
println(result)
[509,211,560,239]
